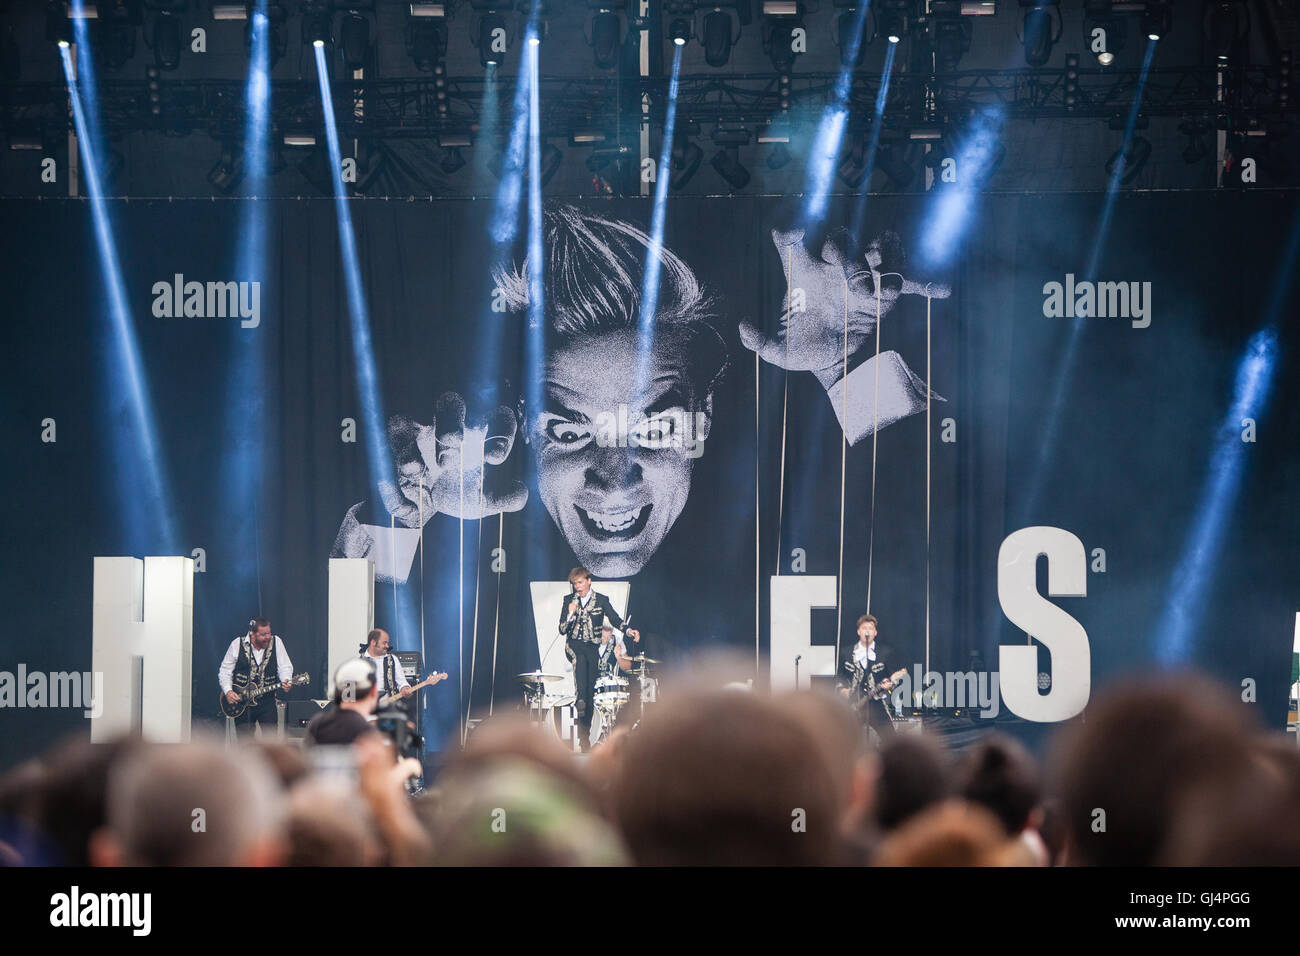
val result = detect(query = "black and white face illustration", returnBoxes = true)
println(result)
[531,326,711,577]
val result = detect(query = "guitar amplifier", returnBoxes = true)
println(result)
[392,652,423,741]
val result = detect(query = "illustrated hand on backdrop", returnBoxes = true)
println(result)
[738,227,950,389]
[377,391,528,528]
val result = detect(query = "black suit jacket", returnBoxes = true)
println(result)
[559,591,626,642]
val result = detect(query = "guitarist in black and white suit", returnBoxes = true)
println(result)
[218,618,296,735]
[838,614,897,738]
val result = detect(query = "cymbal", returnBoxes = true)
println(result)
[627,655,660,664]
[517,670,563,683]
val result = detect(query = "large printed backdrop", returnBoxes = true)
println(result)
[2,192,1297,769]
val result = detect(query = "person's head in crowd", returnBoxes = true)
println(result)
[250,741,311,789]
[494,204,727,578]
[431,757,629,866]
[0,757,47,866]
[30,735,141,866]
[776,690,877,844]
[875,734,950,832]
[1051,673,1258,867]
[90,737,286,867]
[873,800,1012,867]
[612,685,840,865]
[333,658,381,715]
[453,715,591,802]
[1161,733,1300,866]
[1034,797,1067,867]
[956,733,1042,838]
[285,777,380,867]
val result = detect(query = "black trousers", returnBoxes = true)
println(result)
[568,639,599,736]
[236,696,279,733]
[865,697,895,737]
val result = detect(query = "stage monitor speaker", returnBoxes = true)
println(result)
[284,699,330,738]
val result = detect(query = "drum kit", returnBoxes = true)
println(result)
[517,653,661,749]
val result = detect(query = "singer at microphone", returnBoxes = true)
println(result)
[558,566,640,751]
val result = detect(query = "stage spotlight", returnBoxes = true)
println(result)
[249,4,288,69]
[1083,2,1125,67]
[589,10,621,69]
[670,139,703,188]
[151,11,180,70]
[702,9,734,67]
[340,12,370,69]
[834,10,866,68]
[876,143,915,187]
[478,13,508,66]
[933,16,970,71]
[669,17,690,46]
[207,142,245,194]
[767,142,792,169]
[1143,1,1170,41]
[711,145,750,190]
[47,2,72,47]
[1205,1,1247,63]
[405,17,447,71]
[1104,134,1151,184]
[440,145,466,174]
[1021,2,1059,67]
[763,20,800,70]
[303,3,331,48]
[97,7,138,71]
[538,142,561,186]
[878,7,906,44]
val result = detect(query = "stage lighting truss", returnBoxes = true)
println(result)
[5,64,1295,149]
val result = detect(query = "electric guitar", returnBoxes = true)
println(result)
[843,660,907,703]
[378,671,448,708]
[220,672,310,718]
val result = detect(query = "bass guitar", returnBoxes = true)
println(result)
[378,671,448,708]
